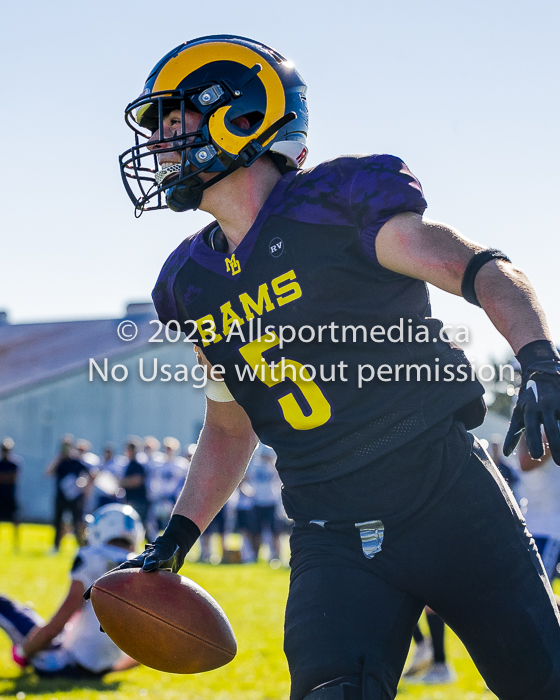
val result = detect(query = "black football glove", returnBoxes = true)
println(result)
[84,515,200,601]
[119,538,184,573]
[503,340,560,464]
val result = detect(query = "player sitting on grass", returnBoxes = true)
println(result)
[0,504,143,678]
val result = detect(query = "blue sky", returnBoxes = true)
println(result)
[1,0,558,364]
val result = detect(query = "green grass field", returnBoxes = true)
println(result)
[0,524,500,699]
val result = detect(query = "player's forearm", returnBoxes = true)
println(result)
[172,422,257,532]
[22,619,64,657]
[23,581,85,658]
[475,260,552,355]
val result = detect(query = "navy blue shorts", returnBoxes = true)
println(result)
[284,438,560,700]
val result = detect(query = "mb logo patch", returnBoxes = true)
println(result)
[225,254,241,276]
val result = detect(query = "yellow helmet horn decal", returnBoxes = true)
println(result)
[153,42,286,156]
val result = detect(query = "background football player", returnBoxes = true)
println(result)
[518,432,560,581]
[105,35,560,699]
[1,504,143,678]
[0,438,21,552]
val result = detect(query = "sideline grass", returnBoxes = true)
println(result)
[0,524,499,699]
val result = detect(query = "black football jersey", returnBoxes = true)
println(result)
[153,155,484,486]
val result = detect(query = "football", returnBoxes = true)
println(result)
[90,568,237,673]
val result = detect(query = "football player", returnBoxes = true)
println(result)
[1,504,143,677]
[147,437,189,536]
[248,444,283,563]
[517,433,560,581]
[403,610,453,684]
[45,436,93,551]
[0,438,21,552]
[104,35,560,699]
[119,438,150,529]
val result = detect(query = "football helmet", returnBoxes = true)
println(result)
[86,503,145,549]
[119,35,308,215]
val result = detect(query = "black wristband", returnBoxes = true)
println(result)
[162,514,201,555]
[461,249,511,307]
[516,340,560,373]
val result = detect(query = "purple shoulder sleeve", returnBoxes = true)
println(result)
[350,155,427,265]
[268,157,366,226]
[151,236,194,324]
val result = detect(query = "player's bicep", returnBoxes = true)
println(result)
[375,213,484,295]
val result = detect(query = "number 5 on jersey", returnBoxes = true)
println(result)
[239,333,331,431]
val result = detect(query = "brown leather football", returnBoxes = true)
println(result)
[90,568,237,673]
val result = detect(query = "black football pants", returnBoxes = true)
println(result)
[53,494,85,549]
[285,440,560,700]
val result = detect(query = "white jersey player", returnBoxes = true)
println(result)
[518,434,560,580]
[0,504,144,677]
[148,437,189,533]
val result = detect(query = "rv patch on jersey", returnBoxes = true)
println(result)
[269,238,284,257]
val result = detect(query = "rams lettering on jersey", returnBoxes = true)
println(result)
[196,270,302,345]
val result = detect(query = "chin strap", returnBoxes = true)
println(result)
[236,111,297,166]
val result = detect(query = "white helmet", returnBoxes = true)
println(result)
[86,504,144,550]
